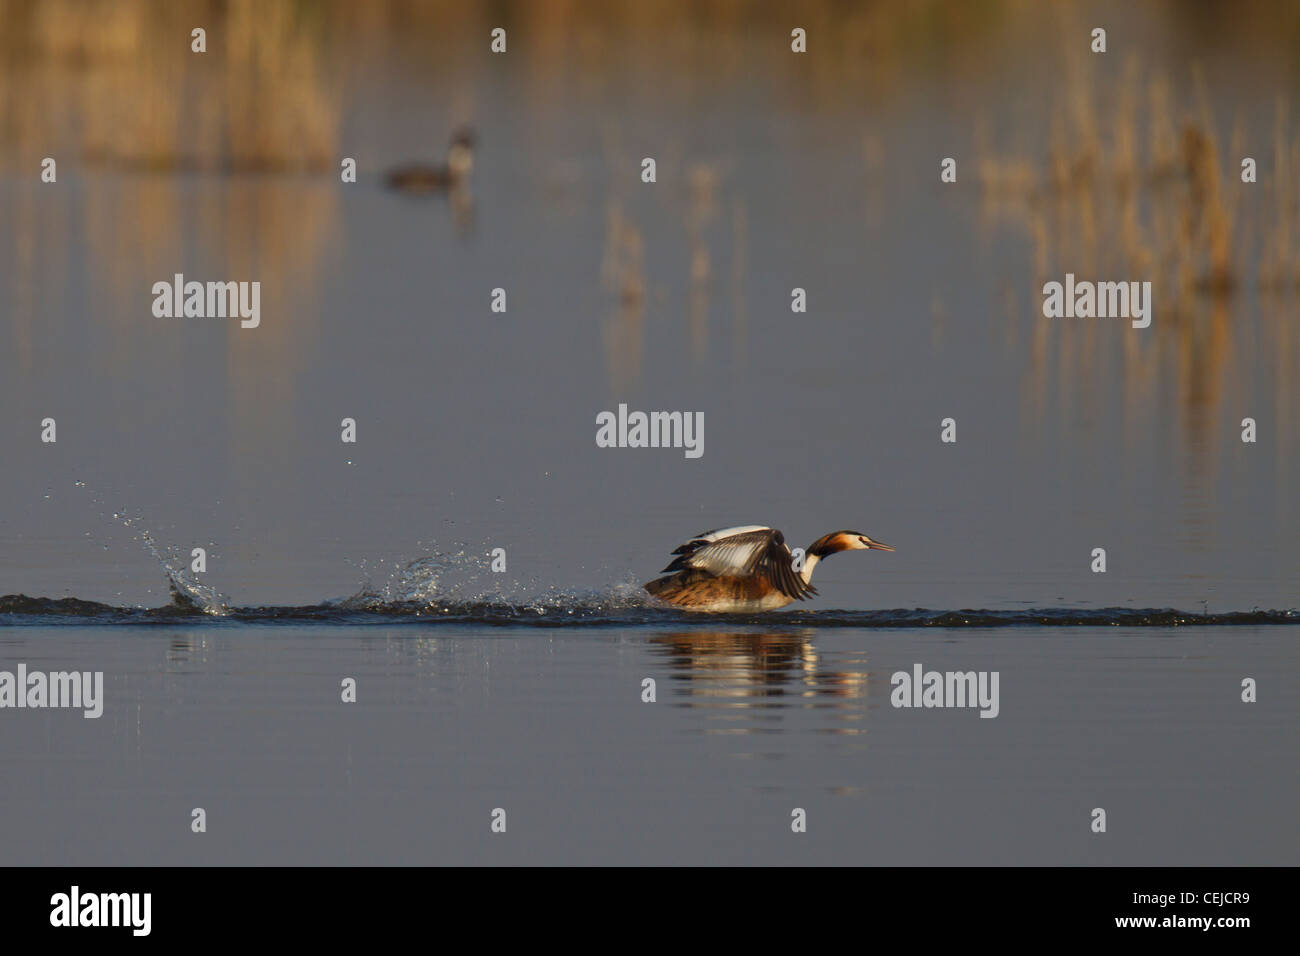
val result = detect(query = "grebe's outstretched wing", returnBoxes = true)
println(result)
[661,526,773,573]
[660,526,817,601]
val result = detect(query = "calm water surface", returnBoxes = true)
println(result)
[0,623,1295,865]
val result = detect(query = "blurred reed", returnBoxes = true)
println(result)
[0,0,339,171]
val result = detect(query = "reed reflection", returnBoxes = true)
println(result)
[976,44,1298,503]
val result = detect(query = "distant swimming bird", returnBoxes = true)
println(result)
[644,525,894,613]
[385,127,476,194]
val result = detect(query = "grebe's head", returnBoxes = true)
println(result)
[447,127,476,179]
[809,531,895,556]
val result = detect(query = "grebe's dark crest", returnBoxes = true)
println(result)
[643,525,894,613]
[385,127,476,194]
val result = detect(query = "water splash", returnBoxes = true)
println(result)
[109,509,231,616]
[342,543,495,608]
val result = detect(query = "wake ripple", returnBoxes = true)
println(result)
[1,592,1296,628]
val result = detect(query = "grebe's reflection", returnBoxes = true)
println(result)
[648,631,871,730]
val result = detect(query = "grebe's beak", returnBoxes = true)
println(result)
[864,538,894,552]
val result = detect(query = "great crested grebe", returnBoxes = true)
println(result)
[385,127,476,194]
[643,525,894,613]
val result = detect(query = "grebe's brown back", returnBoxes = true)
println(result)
[385,127,476,194]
